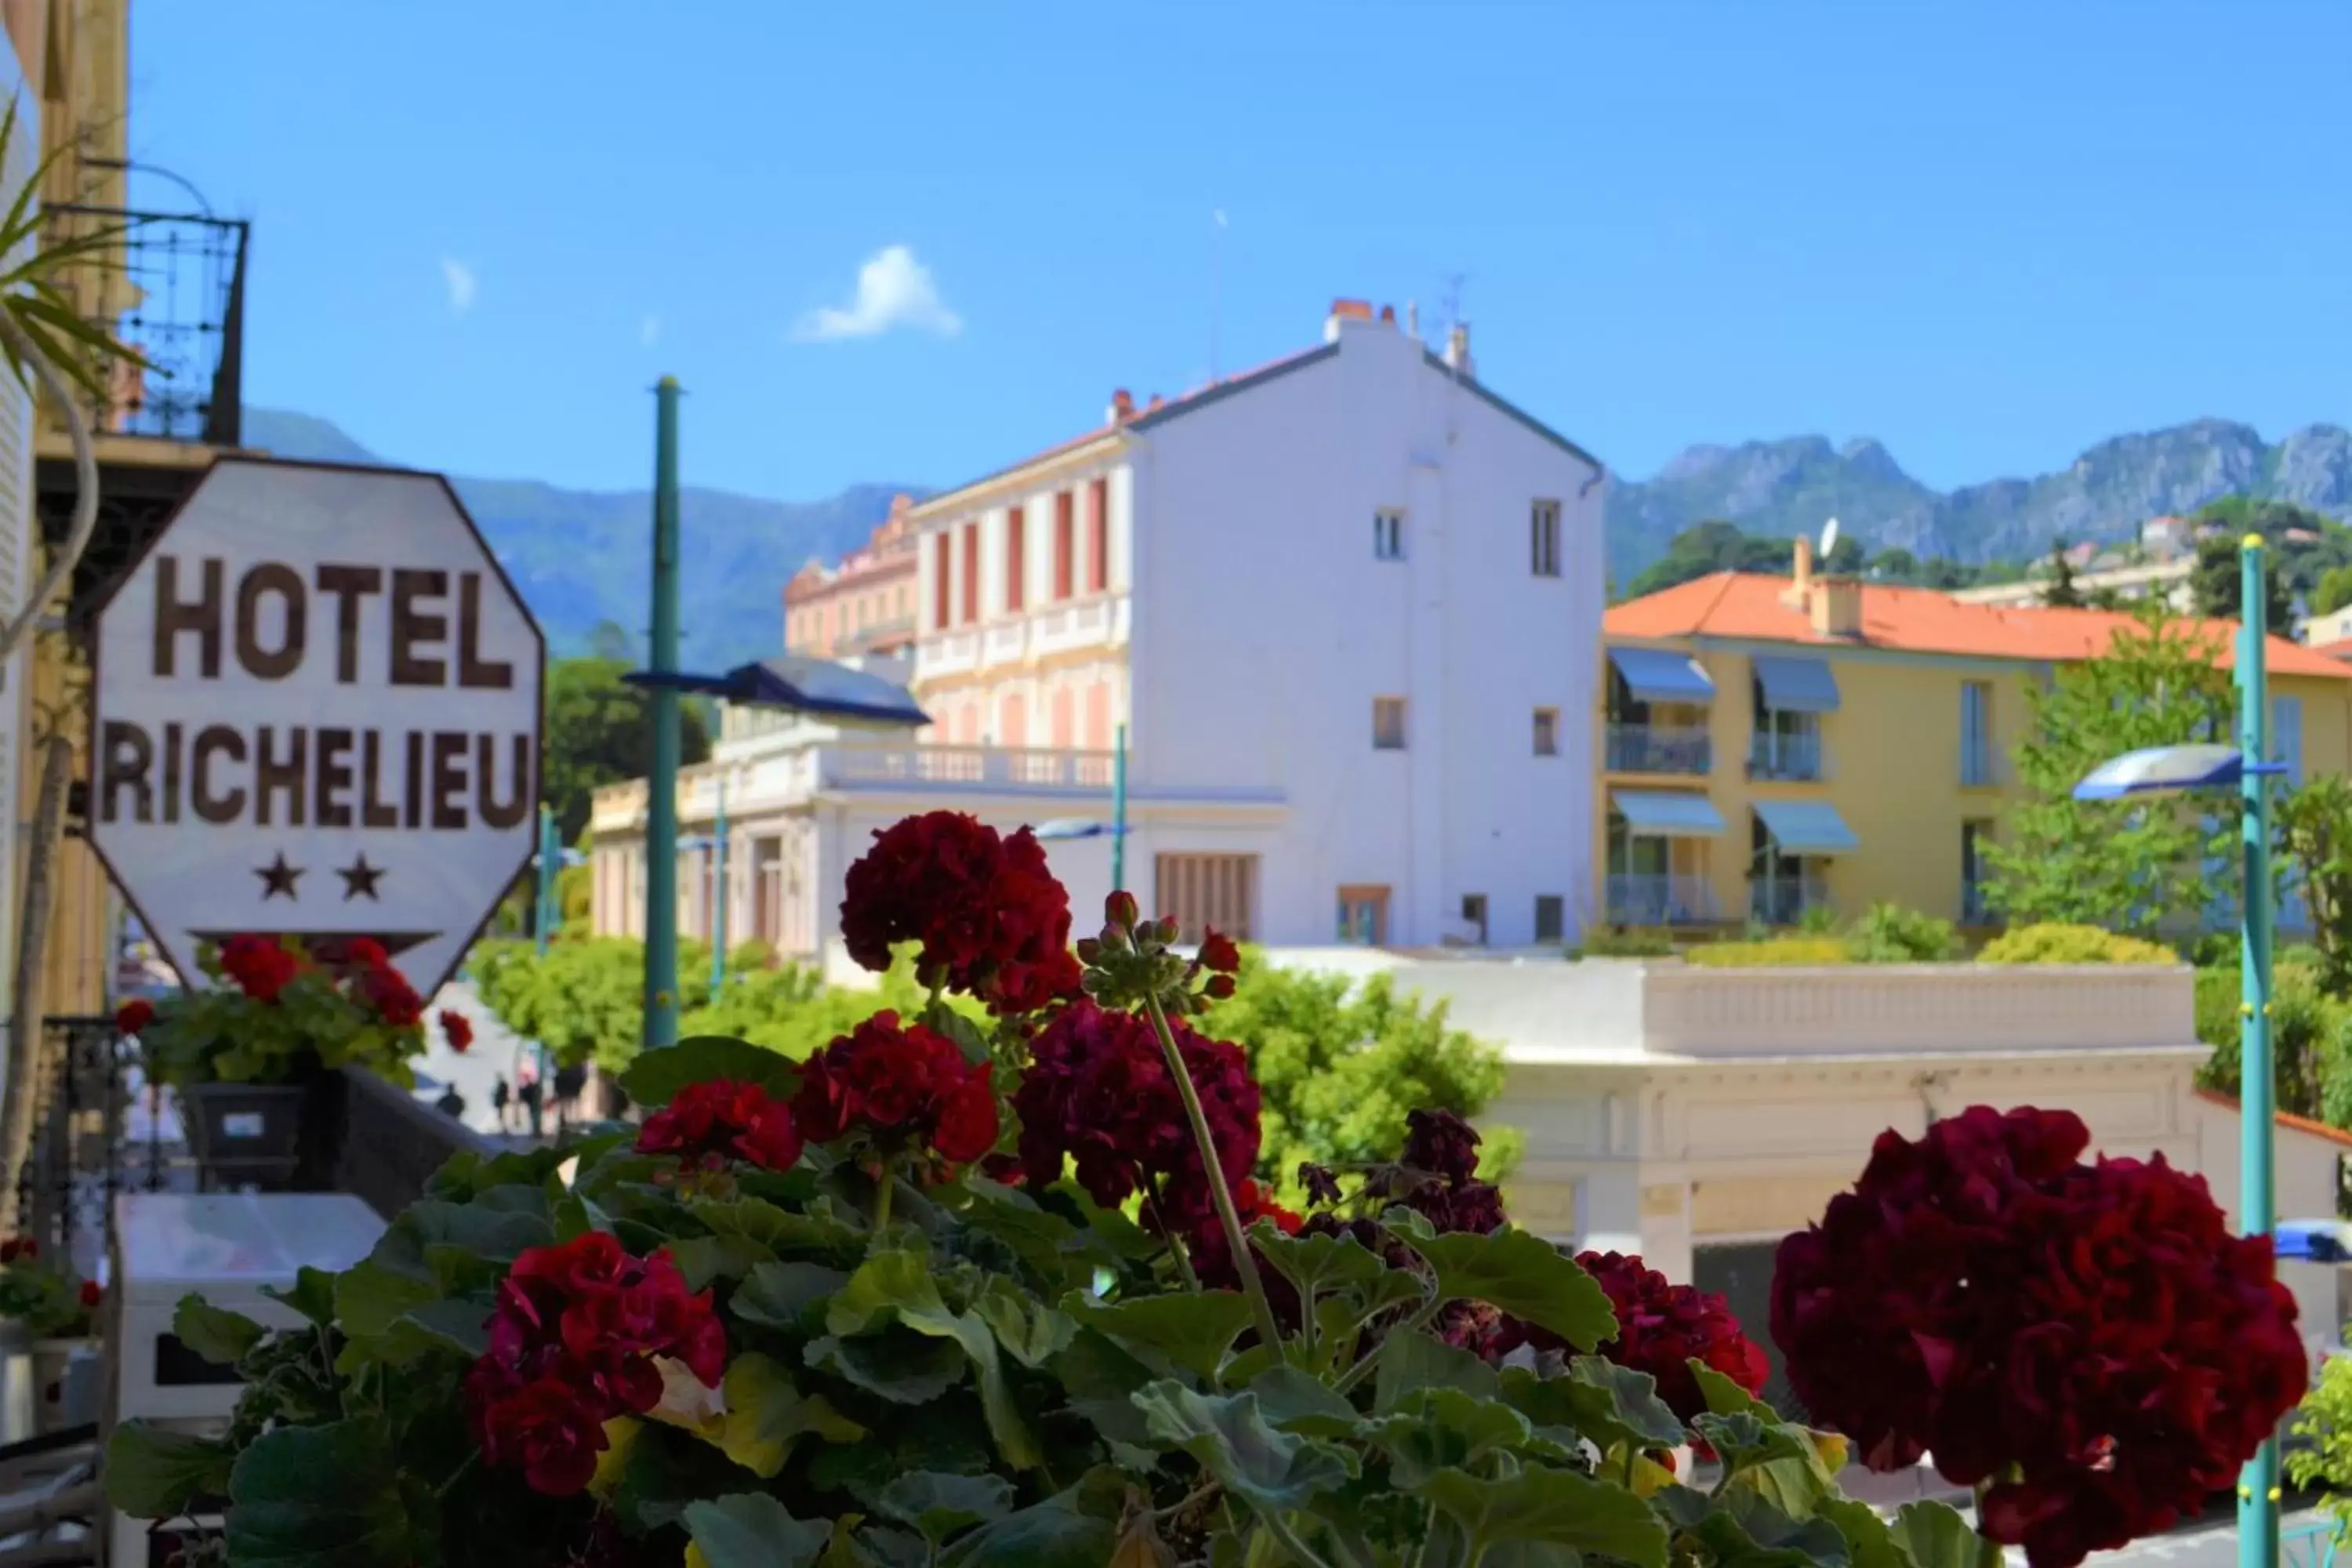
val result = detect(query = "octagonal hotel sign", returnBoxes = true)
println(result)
[92,458,546,996]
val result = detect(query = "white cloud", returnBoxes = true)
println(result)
[792,245,962,342]
[441,258,477,314]
[640,314,661,347]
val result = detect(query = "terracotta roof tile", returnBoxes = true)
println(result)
[1604,571,2352,681]
[2195,1087,2352,1149]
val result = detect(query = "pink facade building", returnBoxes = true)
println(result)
[782,494,920,658]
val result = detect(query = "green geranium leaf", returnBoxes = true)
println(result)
[938,1482,1120,1568]
[691,1194,865,1257]
[902,1305,1042,1471]
[172,1295,266,1367]
[395,1296,494,1359]
[1366,1387,1535,1489]
[1694,1412,1809,1479]
[1689,1359,1770,1417]
[1245,1366,1362,1438]
[552,1190,613,1243]
[827,1247,949,1337]
[875,1471,1015,1546]
[1067,1290,1258,1384]
[260,1266,339,1327]
[681,1492,832,1568]
[1132,1382,1358,1514]
[671,1234,774,1291]
[104,1423,234,1519]
[1410,1464,1668,1568]
[698,1352,867,1478]
[332,1261,441,1341]
[735,1261,852,1329]
[1051,1328,1161,1448]
[1372,1328,1498,1414]
[1500,1359,1685,1454]
[807,1330,967,1406]
[223,1419,426,1568]
[1815,1497,1912,1568]
[957,1181,1102,1290]
[1385,1223,1617,1352]
[1251,1227,1388,1300]
[622,1036,800,1109]
[1671,1489,1850,1568]
[1889,1501,1982,1568]
[971,1281,1076,1369]
[927,1008,994,1068]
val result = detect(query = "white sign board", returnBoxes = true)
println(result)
[91,459,545,997]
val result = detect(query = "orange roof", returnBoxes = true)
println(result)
[2195,1087,2352,1149]
[1605,572,2352,681]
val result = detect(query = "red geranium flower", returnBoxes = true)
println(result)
[114,999,155,1036]
[467,1231,726,1496]
[838,812,1081,1014]
[345,937,389,967]
[1197,928,1242,975]
[793,1014,998,1166]
[1773,1105,2307,1568]
[1014,997,1260,1238]
[637,1077,803,1171]
[78,1279,101,1310]
[1573,1250,1767,1425]
[219,935,301,1003]
[352,960,423,1028]
[440,1010,474,1053]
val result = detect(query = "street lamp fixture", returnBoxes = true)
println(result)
[2068,535,2282,1568]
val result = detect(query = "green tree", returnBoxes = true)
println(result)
[2313,564,2352,618]
[2039,540,2087,608]
[1822,532,1865,575]
[1200,953,1520,1200]
[542,655,712,842]
[2277,775,2352,996]
[1980,602,2237,937]
[2186,497,2328,626]
[1868,546,1918,580]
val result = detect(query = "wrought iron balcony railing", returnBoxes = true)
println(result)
[42,204,249,447]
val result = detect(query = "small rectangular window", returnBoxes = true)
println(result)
[1373,696,1407,750]
[1054,491,1076,600]
[960,524,980,624]
[1461,894,1488,946]
[1530,499,1563,578]
[1374,508,1404,561]
[932,532,952,629]
[1087,479,1111,593]
[1004,505,1026,613]
[1534,895,1565,944]
[1533,706,1559,757]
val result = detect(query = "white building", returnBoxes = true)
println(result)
[593,297,1608,960]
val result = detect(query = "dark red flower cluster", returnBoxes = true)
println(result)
[78,1279,101,1310]
[1572,1250,1767,1423]
[838,811,1080,1014]
[441,1010,474,1053]
[637,1077,804,1171]
[355,960,424,1028]
[467,1232,725,1497]
[1014,997,1261,1237]
[114,999,155,1036]
[0,1238,34,1263]
[1188,1178,1304,1294]
[1773,1105,2308,1568]
[220,935,301,1002]
[1388,1109,1507,1236]
[793,1013,999,1166]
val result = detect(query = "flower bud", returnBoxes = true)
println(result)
[1205,974,1236,1000]
[1156,916,1181,946]
[1076,937,1102,965]
[1105,891,1141,931]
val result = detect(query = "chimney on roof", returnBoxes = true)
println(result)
[1407,300,1420,338]
[1379,304,1396,325]
[1810,575,1864,639]
[1782,535,1814,609]
[1109,389,1134,424]
[888,492,911,517]
[1443,322,1474,377]
[1323,297,1375,343]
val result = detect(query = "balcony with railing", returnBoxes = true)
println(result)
[1745,730,1828,782]
[1604,873,1719,926]
[1605,721,1711,775]
[1750,871,1832,926]
[44,204,249,447]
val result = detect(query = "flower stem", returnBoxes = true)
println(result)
[873,1167,895,1232]
[1139,991,1286,1352]
[1143,1173,1203,1292]
[1971,1479,2005,1568]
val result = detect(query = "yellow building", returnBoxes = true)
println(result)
[1,0,254,1025]
[1596,539,2352,931]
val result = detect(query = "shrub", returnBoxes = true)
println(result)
[1571,926,1675,958]
[2194,960,2346,1123]
[2291,1356,2352,1536]
[1795,902,1842,935]
[470,935,745,1075]
[1977,922,2178,965]
[1204,953,1519,1201]
[1683,936,1853,967]
[679,954,978,1062]
[1846,902,1962,963]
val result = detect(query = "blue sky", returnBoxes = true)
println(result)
[130,0,2352,503]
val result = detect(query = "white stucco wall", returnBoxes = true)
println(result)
[1127,318,1605,949]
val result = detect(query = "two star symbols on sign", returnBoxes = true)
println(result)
[256,851,386,903]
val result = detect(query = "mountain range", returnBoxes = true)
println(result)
[244,408,2352,659]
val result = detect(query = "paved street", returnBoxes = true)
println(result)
[408,980,541,1139]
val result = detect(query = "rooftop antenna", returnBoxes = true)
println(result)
[1819,516,1841,565]
[1209,207,1227,381]
[1438,271,1470,381]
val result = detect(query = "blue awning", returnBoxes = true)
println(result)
[1609,647,1715,705]
[1753,655,1841,713]
[1754,798,1859,855]
[1612,790,1727,838]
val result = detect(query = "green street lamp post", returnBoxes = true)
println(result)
[643,377,684,1051]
